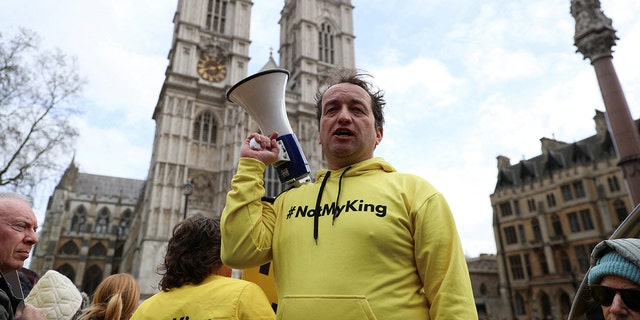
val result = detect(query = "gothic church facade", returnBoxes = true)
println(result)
[31,0,356,298]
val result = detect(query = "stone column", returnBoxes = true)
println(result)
[571,0,640,206]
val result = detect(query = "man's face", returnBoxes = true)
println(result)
[599,275,640,320]
[318,82,383,170]
[0,198,38,274]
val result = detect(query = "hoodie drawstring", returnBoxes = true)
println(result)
[313,166,351,244]
[332,166,350,225]
[314,171,331,244]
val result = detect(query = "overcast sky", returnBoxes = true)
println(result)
[2,0,639,257]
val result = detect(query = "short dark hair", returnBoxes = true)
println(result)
[314,68,386,129]
[158,215,223,291]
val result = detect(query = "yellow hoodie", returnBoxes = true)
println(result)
[222,157,477,319]
[130,275,275,319]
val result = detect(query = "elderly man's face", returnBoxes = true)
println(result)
[0,198,38,274]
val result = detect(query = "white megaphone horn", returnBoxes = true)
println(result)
[226,68,312,188]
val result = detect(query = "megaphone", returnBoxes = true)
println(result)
[226,68,312,188]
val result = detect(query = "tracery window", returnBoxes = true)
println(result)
[59,240,79,255]
[318,22,335,64]
[118,210,133,238]
[193,111,218,144]
[95,208,110,234]
[71,206,87,233]
[206,0,227,33]
[89,242,107,256]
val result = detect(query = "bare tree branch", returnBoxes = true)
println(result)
[0,27,85,194]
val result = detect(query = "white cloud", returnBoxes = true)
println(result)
[75,119,152,180]
[370,57,466,110]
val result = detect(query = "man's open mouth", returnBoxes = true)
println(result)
[334,129,354,136]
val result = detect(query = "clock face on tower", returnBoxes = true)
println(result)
[197,55,227,82]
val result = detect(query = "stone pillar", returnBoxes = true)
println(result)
[571,0,640,206]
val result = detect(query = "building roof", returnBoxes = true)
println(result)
[493,111,635,191]
[467,254,498,273]
[73,173,145,200]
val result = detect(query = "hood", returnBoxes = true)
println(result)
[590,238,640,269]
[315,157,396,181]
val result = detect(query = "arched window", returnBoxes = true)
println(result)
[318,22,335,64]
[71,206,87,233]
[57,263,76,283]
[82,265,103,295]
[59,240,79,255]
[95,208,110,234]
[118,210,133,238]
[193,111,217,144]
[88,242,107,257]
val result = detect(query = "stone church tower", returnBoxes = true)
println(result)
[121,0,356,297]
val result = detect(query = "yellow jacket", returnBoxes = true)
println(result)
[222,157,477,319]
[130,275,275,320]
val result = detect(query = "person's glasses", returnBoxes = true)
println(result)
[588,285,640,311]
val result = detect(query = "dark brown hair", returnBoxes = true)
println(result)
[314,68,386,129]
[157,215,222,291]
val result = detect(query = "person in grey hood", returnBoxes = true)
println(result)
[587,238,640,319]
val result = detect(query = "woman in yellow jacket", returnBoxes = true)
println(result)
[131,216,275,320]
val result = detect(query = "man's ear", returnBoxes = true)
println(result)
[375,126,383,145]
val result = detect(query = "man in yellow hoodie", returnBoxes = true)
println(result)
[221,68,477,319]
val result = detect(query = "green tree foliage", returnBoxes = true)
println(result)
[0,28,85,194]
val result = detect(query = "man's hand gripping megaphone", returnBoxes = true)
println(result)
[242,132,281,166]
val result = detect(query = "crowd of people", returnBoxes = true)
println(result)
[2,68,640,319]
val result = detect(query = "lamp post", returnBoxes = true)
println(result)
[182,180,193,219]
